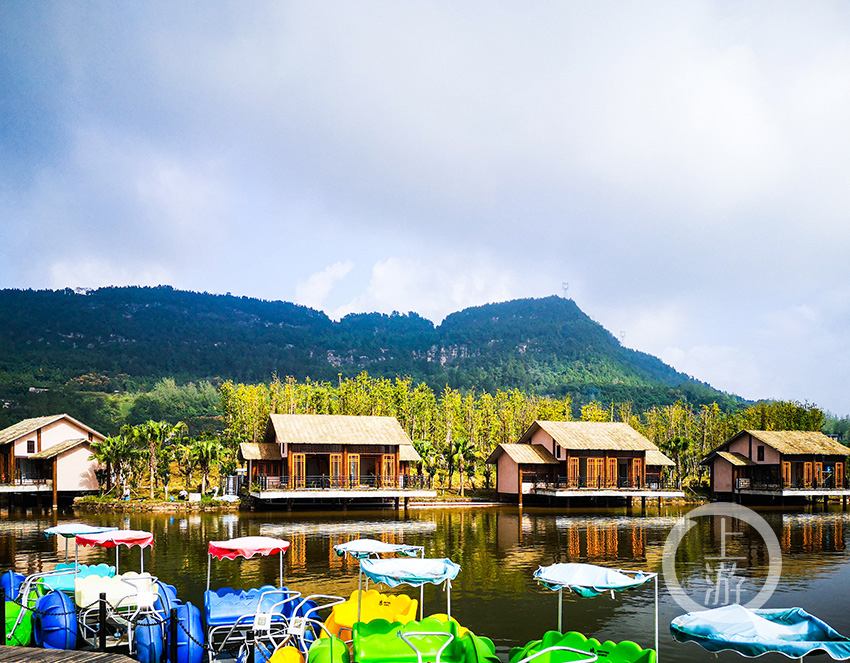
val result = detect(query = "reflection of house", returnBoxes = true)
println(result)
[486,421,681,506]
[242,414,435,508]
[702,430,850,503]
[0,414,104,506]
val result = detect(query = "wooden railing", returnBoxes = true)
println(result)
[522,473,678,491]
[255,474,433,491]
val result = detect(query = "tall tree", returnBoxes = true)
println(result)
[124,420,187,499]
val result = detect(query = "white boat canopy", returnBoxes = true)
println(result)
[333,538,423,559]
[360,557,460,621]
[534,562,659,660]
[671,604,850,660]
[334,538,425,623]
[45,523,118,564]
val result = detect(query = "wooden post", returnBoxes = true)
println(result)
[52,459,58,508]
[98,592,107,651]
[170,607,178,663]
[518,465,523,508]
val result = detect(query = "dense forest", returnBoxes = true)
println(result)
[0,286,746,433]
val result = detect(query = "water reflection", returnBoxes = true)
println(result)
[1,505,849,663]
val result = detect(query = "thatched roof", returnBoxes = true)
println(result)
[521,421,657,452]
[645,448,676,467]
[240,442,283,461]
[29,438,90,460]
[399,444,421,462]
[741,430,850,456]
[0,414,104,447]
[487,443,558,465]
[710,451,758,467]
[265,414,414,448]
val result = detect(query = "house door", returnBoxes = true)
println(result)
[292,453,306,489]
[568,458,579,488]
[587,458,604,488]
[782,462,791,487]
[607,458,618,488]
[815,462,823,488]
[803,462,813,488]
[381,454,397,488]
[348,454,360,487]
[837,461,845,489]
[631,458,643,489]
[330,453,343,488]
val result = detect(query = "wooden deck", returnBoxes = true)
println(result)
[0,647,133,662]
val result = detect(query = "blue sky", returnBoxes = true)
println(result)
[3,2,850,414]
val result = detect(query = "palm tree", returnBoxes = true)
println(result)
[191,436,224,494]
[89,433,142,494]
[174,439,198,491]
[451,438,477,496]
[125,421,187,499]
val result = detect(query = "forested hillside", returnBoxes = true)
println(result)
[1,285,743,432]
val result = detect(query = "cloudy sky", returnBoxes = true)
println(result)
[3,2,850,414]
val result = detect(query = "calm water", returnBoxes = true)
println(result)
[2,503,849,662]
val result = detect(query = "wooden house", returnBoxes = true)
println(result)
[701,430,850,503]
[242,414,433,507]
[487,421,680,505]
[0,414,104,507]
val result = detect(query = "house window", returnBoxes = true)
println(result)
[555,445,561,459]
[27,440,35,454]
[757,446,765,462]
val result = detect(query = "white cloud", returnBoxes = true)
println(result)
[295,261,355,310]
[332,255,542,323]
[6,2,850,413]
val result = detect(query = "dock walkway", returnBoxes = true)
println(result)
[0,647,133,662]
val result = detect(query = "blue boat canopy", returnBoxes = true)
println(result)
[333,538,423,559]
[671,604,850,660]
[533,562,654,598]
[360,557,460,588]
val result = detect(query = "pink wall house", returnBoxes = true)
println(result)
[0,414,105,503]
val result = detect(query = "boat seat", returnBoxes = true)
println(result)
[324,589,418,639]
[41,563,115,593]
[204,586,300,627]
[74,572,158,610]
[353,617,466,663]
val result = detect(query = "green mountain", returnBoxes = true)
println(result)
[0,286,742,425]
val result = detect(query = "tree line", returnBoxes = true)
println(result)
[89,420,235,498]
[219,373,828,492]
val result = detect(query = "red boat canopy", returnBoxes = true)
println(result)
[76,529,154,549]
[208,536,291,560]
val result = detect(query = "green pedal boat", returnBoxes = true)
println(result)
[309,616,500,663]
[509,631,656,663]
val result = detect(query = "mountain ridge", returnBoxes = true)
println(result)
[0,286,742,415]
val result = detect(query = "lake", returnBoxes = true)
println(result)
[2,503,848,662]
